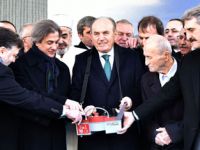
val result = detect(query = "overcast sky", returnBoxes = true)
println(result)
[48,0,200,44]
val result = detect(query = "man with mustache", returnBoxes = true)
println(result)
[119,5,200,150]
[177,29,192,56]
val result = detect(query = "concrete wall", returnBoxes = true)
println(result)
[0,0,47,32]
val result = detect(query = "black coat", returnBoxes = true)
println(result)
[141,71,183,150]
[0,63,62,150]
[74,41,90,50]
[11,45,71,150]
[135,48,200,150]
[70,44,145,150]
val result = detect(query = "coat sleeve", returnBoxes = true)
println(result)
[0,65,63,119]
[165,121,184,143]
[135,72,182,120]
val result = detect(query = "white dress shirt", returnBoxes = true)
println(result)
[159,58,177,87]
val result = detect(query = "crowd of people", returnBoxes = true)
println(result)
[0,4,199,150]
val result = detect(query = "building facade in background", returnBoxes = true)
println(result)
[0,0,47,32]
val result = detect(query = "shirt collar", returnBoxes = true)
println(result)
[159,58,177,86]
[98,47,114,58]
[98,47,114,69]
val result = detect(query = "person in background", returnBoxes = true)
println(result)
[119,5,200,150]
[19,23,33,53]
[51,14,86,77]
[115,19,136,48]
[0,20,17,33]
[177,29,192,56]
[164,19,184,60]
[136,16,164,69]
[74,16,96,50]
[50,14,73,59]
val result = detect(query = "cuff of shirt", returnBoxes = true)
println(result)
[132,110,139,120]
[60,106,67,118]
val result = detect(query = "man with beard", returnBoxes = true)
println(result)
[52,14,86,77]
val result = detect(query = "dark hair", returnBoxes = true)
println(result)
[168,18,184,26]
[138,16,164,35]
[0,27,23,49]
[77,16,96,35]
[0,20,17,32]
[32,19,61,43]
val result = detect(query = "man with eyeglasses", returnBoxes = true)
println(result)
[19,23,33,53]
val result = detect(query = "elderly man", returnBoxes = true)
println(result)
[119,5,200,150]
[51,14,86,77]
[141,35,183,150]
[165,19,184,60]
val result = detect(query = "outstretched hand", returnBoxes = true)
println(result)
[117,111,135,134]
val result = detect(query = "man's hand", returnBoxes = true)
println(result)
[117,111,135,134]
[64,106,83,124]
[65,99,83,111]
[126,37,139,49]
[84,105,97,116]
[119,96,132,111]
[155,127,172,146]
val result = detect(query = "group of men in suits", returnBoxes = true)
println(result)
[1,5,199,150]
[120,5,200,150]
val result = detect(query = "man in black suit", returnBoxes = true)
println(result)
[10,19,83,150]
[0,27,82,150]
[74,16,96,50]
[119,5,200,150]
[141,35,183,150]
[70,17,145,150]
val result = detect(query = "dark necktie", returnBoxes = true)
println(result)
[102,54,111,81]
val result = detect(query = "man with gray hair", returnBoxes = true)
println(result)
[141,35,183,150]
[11,19,83,150]
[19,23,33,53]
[115,19,135,48]
[119,5,200,150]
